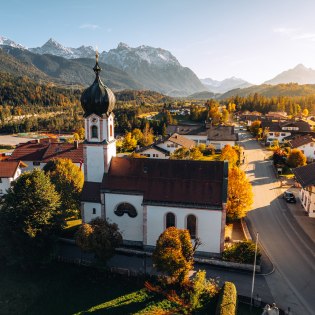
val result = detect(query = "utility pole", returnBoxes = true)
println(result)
[250,232,259,310]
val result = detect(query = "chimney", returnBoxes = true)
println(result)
[74,140,79,149]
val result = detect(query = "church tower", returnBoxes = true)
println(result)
[80,51,116,182]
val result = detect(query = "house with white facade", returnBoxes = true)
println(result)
[166,123,238,149]
[288,135,315,162]
[262,120,311,145]
[8,139,83,172]
[0,161,27,196]
[292,163,315,217]
[81,53,228,256]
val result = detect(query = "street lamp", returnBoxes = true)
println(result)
[250,232,259,310]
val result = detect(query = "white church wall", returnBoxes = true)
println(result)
[86,146,104,182]
[104,142,116,173]
[82,202,102,222]
[146,205,223,254]
[105,193,144,243]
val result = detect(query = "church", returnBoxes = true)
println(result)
[80,52,228,256]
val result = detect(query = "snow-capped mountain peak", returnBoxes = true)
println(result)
[29,39,95,59]
[0,35,27,49]
[200,77,252,93]
[102,42,180,68]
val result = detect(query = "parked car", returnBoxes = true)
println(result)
[283,191,296,203]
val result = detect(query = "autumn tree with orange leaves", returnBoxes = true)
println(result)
[227,166,253,221]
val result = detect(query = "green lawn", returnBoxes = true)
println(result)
[0,262,263,315]
[0,263,179,315]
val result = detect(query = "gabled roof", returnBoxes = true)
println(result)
[0,161,26,178]
[41,143,83,163]
[207,125,238,141]
[8,140,83,163]
[292,163,315,187]
[102,157,228,209]
[289,135,315,148]
[262,120,311,133]
[167,133,196,148]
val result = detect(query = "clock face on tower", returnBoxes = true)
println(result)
[92,117,98,123]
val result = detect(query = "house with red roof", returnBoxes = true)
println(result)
[80,53,228,256]
[8,139,84,171]
[0,161,27,196]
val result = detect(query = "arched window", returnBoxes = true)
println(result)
[114,203,137,218]
[110,124,113,137]
[186,214,197,239]
[91,125,98,138]
[165,212,176,228]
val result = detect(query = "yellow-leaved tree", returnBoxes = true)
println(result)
[152,227,194,284]
[227,166,253,221]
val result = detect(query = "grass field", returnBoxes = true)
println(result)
[0,262,264,315]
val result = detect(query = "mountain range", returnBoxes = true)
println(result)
[200,77,252,93]
[2,35,315,97]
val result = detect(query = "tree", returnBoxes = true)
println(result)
[221,108,229,123]
[140,122,154,147]
[152,227,194,284]
[286,149,307,168]
[0,169,61,267]
[122,132,137,151]
[189,147,203,160]
[272,148,287,166]
[249,120,261,137]
[170,147,190,160]
[302,108,309,117]
[44,158,84,219]
[75,217,122,261]
[131,128,144,142]
[227,167,253,220]
[219,145,239,167]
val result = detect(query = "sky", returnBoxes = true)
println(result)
[2,0,315,84]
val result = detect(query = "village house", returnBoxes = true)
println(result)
[8,139,83,172]
[0,161,27,196]
[262,120,311,145]
[166,123,238,149]
[292,163,315,217]
[135,133,195,158]
[288,135,315,162]
[81,53,228,256]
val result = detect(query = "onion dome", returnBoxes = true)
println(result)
[80,51,116,117]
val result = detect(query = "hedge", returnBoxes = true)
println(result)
[215,281,237,315]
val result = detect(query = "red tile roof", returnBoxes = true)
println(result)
[0,161,25,178]
[289,135,315,148]
[8,140,83,163]
[102,157,228,209]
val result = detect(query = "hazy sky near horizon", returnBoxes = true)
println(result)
[2,0,315,84]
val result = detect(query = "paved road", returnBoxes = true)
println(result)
[240,132,315,315]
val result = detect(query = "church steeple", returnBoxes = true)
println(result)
[81,49,116,181]
[80,50,116,118]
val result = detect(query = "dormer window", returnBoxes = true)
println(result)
[91,125,98,138]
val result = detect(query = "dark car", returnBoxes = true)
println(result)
[283,191,296,203]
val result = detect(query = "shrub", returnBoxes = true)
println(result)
[222,241,261,264]
[215,282,237,315]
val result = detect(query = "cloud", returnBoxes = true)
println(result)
[79,24,100,30]
[273,27,315,42]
